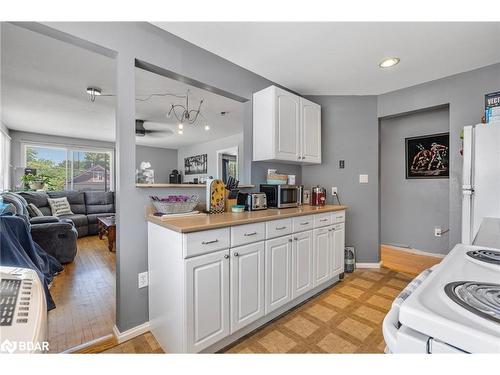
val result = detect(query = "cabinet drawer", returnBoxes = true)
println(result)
[292,215,314,232]
[332,210,346,223]
[314,213,332,228]
[231,222,266,247]
[266,218,292,239]
[332,223,344,231]
[183,228,230,258]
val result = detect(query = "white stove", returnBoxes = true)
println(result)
[383,244,500,353]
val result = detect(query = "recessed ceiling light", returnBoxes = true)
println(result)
[177,129,183,135]
[379,57,400,69]
[204,125,210,131]
[178,123,184,130]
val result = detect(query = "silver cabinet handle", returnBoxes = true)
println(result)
[293,237,298,241]
[300,221,310,225]
[224,254,229,259]
[233,252,239,257]
[202,239,219,245]
[320,218,328,222]
[288,238,293,242]
[276,226,287,230]
[244,232,257,237]
[297,155,301,160]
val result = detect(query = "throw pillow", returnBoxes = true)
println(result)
[27,203,44,217]
[47,197,74,217]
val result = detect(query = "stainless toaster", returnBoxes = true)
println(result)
[247,193,267,211]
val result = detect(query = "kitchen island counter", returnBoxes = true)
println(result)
[147,204,348,233]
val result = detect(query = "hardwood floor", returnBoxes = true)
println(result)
[100,268,413,354]
[48,235,115,353]
[380,244,443,276]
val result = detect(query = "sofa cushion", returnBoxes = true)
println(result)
[87,213,115,225]
[27,203,44,217]
[47,197,74,216]
[48,191,86,214]
[19,191,52,216]
[84,191,115,214]
[59,213,88,228]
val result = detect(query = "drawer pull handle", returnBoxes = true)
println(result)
[300,222,310,225]
[233,252,239,257]
[276,226,287,230]
[320,218,329,222]
[202,239,219,245]
[244,232,257,236]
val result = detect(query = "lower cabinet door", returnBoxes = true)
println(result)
[330,225,345,277]
[230,242,265,333]
[265,235,292,314]
[185,249,230,352]
[292,230,313,298]
[313,227,330,286]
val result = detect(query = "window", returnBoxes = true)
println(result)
[23,144,114,191]
[0,128,11,192]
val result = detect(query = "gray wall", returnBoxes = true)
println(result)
[380,107,450,254]
[301,96,379,263]
[378,63,500,250]
[177,132,243,182]
[136,145,177,183]
[9,130,114,190]
[23,21,295,332]
[252,161,302,186]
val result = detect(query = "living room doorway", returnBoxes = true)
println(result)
[2,23,117,352]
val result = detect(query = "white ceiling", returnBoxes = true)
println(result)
[153,22,500,95]
[135,69,243,149]
[2,23,116,142]
[1,23,243,149]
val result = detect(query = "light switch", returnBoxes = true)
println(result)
[359,174,369,184]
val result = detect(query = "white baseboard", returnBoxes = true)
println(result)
[356,262,382,269]
[112,322,150,344]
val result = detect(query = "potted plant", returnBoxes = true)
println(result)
[21,174,51,190]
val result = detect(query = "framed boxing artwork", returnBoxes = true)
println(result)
[405,133,449,179]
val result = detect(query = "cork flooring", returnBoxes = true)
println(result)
[101,267,413,354]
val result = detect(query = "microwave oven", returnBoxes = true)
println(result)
[260,184,301,208]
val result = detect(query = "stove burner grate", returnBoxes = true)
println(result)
[466,250,500,265]
[445,281,500,324]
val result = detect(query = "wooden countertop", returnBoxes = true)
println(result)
[147,204,348,233]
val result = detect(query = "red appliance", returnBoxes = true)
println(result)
[311,186,326,206]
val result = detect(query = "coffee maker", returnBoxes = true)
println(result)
[311,186,326,206]
[169,169,182,184]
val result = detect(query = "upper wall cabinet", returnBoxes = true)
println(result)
[253,86,321,164]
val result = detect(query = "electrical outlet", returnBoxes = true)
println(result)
[331,187,338,196]
[138,271,149,288]
[434,227,442,237]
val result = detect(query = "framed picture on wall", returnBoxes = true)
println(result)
[184,154,207,175]
[405,133,449,179]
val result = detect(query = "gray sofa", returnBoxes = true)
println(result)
[1,192,78,263]
[19,191,115,238]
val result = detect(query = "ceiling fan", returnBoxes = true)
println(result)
[135,120,174,137]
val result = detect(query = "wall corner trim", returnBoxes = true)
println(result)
[112,322,151,344]
[355,262,382,269]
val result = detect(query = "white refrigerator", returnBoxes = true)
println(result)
[462,123,500,244]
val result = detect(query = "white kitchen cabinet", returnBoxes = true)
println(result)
[300,97,322,164]
[230,242,265,333]
[185,249,230,352]
[253,85,321,164]
[265,235,293,314]
[313,227,330,286]
[330,223,345,278]
[291,230,314,298]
